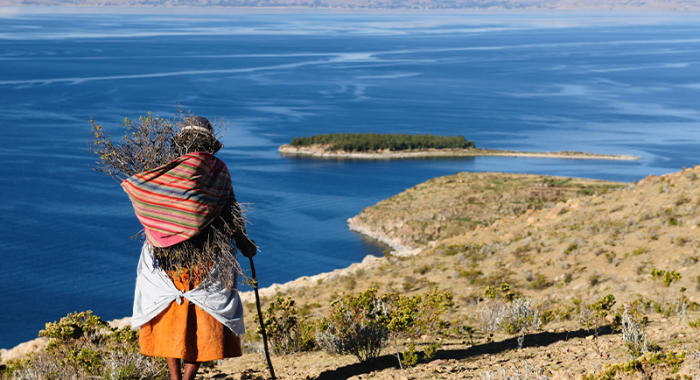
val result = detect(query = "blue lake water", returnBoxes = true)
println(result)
[1,10,700,348]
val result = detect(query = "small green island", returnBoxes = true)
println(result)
[279,133,640,161]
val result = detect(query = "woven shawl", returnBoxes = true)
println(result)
[121,152,233,248]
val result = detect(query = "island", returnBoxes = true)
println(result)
[279,133,640,161]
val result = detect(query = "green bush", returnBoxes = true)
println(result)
[385,287,453,338]
[289,133,475,152]
[401,343,418,367]
[582,351,686,379]
[689,318,700,329]
[316,288,390,362]
[259,296,316,355]
[650,267,682,287]
[5,311,166,379]
[423,342,440,361]
[316,287,454,363]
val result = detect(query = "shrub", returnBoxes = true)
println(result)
[459,268,484,284]
[502,298,541,336]
[385,287,453,338]
[418,287,454,335]
[401,343,418,367]
[650,267,682,287]
[259,296,316,355]
[480,286,541,344]
[582,351,686,380]
[620,308,649,357]
[316,288,390,362]
[530,273,552,290]
[5,311,166,379]
[689,318,700,329]
[579,294,616,334]
[484,282,519,302]
[423,343,440,361]
[289,133,475,152]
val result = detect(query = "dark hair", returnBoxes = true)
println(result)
[172,116,223,154]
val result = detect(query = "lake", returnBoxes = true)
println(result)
[1,9,699,347]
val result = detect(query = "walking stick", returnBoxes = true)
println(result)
[248,256,276,379]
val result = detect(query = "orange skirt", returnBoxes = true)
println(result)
[139,268,243,362]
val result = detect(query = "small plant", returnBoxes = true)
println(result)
[651,267,682,287]
[582,351,686,379]
[455,324,475,345]
[620,308,649,357]
[484,282,519,302]
[460,268,484,284]
[385,287,454,338]
[631,247,647,256]
[580,294,616,335]
[5,311,166,379]
[564,242,578,255]
[384,288,452,367]
[414,264,433,275]
[588,273,603,287]
[480,291,541,347]
[479,362,551,380]
[424,342,440,361]
[401,343,419,367]
[316,288,389,363]
[530,272,552,290]
[259,296,316,354]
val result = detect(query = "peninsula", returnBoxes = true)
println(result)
[279,133,640,161]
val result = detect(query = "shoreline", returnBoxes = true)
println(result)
[238,217,417,301]
[278,144,640,161]
[346,216,421,257]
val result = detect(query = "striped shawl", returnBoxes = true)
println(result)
[121,152,233,248]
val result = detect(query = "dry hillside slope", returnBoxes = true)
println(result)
[205,167,699,379]
[349,172,624,252]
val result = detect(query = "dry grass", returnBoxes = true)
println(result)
[349,173,623,250]
[220,167,700,379]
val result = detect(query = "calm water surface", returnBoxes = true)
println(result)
[1,11,700,347]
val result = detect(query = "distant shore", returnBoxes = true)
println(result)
[278,144,640,161]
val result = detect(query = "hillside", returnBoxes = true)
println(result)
[3,167,699,379]
[206,167,699,379]
[4,0,700,10]
[349,172,624,252]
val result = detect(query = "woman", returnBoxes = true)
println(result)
[122,116,256,380]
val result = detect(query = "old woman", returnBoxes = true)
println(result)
[122,116,256,380]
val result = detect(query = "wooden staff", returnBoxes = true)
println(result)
[248,256,276,379]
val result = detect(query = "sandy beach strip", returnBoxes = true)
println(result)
[278,144,640,161]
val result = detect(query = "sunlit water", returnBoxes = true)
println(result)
[1,10,700,347]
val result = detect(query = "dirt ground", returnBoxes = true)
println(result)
[202,315,699,379]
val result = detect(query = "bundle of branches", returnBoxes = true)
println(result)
[91,113,247,288]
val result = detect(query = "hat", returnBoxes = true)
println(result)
[182,115,214,135]
[175,116,223,153]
